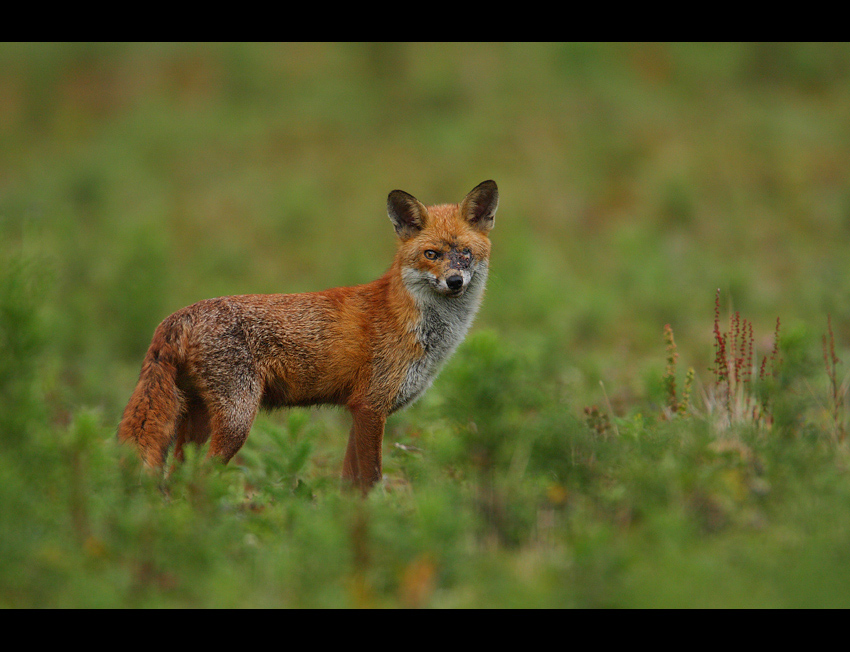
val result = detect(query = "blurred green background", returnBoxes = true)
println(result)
[2,43,850,607]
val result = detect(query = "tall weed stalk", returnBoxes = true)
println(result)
[662,323,694,418]
[823,314,847,442]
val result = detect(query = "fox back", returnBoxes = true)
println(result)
[118,180,498,493]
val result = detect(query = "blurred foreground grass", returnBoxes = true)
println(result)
[2,43,850,607]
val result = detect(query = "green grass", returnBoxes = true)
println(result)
[2,43,850,608]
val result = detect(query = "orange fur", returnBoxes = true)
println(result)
[118,181,498,493]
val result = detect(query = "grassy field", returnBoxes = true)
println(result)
[2,42,850,607]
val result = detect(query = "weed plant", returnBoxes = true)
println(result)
[822,314,848,443]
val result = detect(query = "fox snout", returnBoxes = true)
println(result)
[438,247,476,296]
[439,270,471,296]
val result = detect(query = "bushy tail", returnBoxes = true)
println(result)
[118,314,189,469]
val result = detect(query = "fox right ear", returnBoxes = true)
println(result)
[387,189,428,240]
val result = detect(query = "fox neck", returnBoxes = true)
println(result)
[388,255,488,412]
[400,263,488,350]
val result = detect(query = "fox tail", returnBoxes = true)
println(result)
[118,313,189,468]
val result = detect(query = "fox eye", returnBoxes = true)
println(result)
[423,250,439,260]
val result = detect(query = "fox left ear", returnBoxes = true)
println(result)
[460,180,498,233]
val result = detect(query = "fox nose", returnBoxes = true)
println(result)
[446,275,464,291]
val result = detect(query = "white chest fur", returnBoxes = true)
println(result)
[392,264,488,412]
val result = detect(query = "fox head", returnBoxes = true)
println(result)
[387,180,498,299]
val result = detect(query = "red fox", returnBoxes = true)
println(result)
[118,180,498,493]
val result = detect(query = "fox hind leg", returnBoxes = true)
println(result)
[172,395,212,464]
[204,375,263,464]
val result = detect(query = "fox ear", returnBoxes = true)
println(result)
[460,180,498,233]
[388,189,429,240]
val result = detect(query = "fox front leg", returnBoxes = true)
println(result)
[342,405,386,494]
